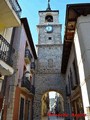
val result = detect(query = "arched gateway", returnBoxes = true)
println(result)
[33,1,67,120]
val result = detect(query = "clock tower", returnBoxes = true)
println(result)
[33,1,66,120]
[36,0,62,72]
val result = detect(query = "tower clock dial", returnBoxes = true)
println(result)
[46,25,53,33]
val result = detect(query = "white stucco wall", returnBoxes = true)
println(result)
[74,15,90,119]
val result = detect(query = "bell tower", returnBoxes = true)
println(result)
[37,0,62,44]
[37,0,62,72]
[33,1,66,120]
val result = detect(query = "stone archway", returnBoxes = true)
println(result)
[41,90,65,120]
[33,73,67,120]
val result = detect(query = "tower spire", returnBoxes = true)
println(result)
[46,0,51,11]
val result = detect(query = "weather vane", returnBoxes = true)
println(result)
[48,0,50,2]
[47,0,51,11]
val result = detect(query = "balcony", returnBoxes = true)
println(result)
[21,76,31,92]
[25,49,32,64]
[0,34,14,76]
[0,0,21,28]
[21,76,35,95]
[30,62,35,73]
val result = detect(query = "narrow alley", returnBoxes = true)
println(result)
[0,0,90,120]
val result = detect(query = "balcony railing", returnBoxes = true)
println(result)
[21,76,35,94]
[25,49,32,64]
[0,34,14,66]
[21,76,31,91]
[9,0,22,17]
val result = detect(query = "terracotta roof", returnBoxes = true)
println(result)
[61,3,90,73]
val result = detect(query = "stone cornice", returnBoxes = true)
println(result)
[37,24,62,27]
[36,44,63,47]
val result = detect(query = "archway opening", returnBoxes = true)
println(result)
[41,91,64,120]
[45,15,53,22]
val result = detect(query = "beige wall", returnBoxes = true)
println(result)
[0,27,13,44]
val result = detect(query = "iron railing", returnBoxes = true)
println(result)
[0,34,13,66]
[21,76,31,91]
[21,76,35,94]
[9,0,22,17]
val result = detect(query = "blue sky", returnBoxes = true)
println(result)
[49,91,56,98]
[18,0,90,46]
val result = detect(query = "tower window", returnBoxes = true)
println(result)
[48,37,52,40]
[45,15,53,22]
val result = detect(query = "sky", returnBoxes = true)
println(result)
[49,91,56,98]
[18,0,90,46]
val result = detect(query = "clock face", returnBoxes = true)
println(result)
[46,25,53,33]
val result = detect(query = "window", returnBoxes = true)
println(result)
[45,15,53,22]
[48,37,52,40]
[19,97,25,120]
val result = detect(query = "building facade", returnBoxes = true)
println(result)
[61,3,90,120]
[0,0,21,118]
[2,18,37,120]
